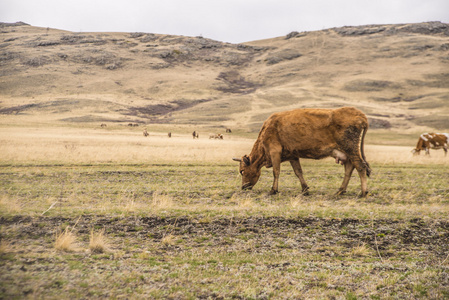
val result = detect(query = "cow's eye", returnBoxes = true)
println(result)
[240,170,244,175]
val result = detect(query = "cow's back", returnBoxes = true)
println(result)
[261,107,366,140]
[258,107,367,158]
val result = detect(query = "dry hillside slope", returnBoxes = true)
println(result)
[1,21,448,133]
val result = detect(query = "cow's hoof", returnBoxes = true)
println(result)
[335,189,346,196]
[358,191,369,198]
[269,189,278,195]
[302,187,310,196]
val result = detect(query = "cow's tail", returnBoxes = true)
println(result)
[360,125,371,178]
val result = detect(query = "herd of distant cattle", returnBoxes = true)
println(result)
[98,107,447,197]
[100,123,231,140]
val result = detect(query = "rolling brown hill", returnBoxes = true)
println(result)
[1,21,448,134]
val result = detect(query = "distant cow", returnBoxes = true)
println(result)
[168,132,172,138]
[209,133,223,139]
[412,133,448,156]
[192,131,199,139]
[233,107,371,197]
[143,129,149,137]
[226,128,232,133]
[100,123,107,128]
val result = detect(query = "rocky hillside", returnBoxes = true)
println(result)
[1,21,448,132]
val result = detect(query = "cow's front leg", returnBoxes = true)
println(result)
[269,153,282,195]
[290,159,309,195]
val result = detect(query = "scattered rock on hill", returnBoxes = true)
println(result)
[399,21,449,36]
[335,22,449,36]
[334,25,386,36]
[0,21,29,28]
[285,31,307,39]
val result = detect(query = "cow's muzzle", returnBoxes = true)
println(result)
[242,182,253,190]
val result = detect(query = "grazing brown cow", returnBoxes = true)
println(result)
[233,107,371,197]
[412,133,448,156]
[143,128,149,137]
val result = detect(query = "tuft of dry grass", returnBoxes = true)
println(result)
[238,196,255,209]
[230,192,257,209]
[0,240,12,254]
[0,195,22,214]
[89,228,109,253]
[54,227,78,252]
[351,243,372,257]
[161,234,175,246]
[152,191,174,209]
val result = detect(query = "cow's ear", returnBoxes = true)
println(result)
[243,155,251,166]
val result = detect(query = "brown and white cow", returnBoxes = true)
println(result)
[209,133,223,139]
[412,133,448,156]
[233,107,371,197]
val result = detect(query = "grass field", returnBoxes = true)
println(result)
[2,22,449,299]
[1,126,449,299]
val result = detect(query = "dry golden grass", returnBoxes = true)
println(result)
[230,193,256,209]
[0,126,251,164]
[89,229,110,253]
[0,240,12,254]
[351,243,373,257]
[0,194,22,214]
[1,125,447,166]
[54,227,78,252]
[365,144,449,165]
[161,234,175,246]
[152,192,174,210]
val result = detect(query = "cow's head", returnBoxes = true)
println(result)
[233,155,261,190]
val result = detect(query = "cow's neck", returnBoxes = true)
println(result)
[249,139,267,170]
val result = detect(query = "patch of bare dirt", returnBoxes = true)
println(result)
[124,99,212,122]
[2,216,448,255]
[215,71,259,94]
[1,215,449,298]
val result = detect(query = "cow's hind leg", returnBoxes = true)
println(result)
[357,168,368,197]
[290,159,309,195]
[349,156,369,197]
[336,161,355,196]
